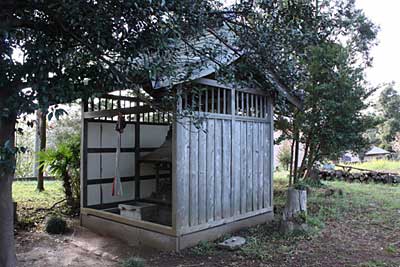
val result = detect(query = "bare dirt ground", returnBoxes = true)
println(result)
[15,182,400,267]
[16,215,400,267]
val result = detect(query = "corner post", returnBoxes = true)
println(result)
[135,99,141,199]
[80,98,89,208]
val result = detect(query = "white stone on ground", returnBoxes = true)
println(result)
[218,236,246,250]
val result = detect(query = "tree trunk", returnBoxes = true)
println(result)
[299,139,310,179]
[63,172,74,208]
[0,114,17,267]
[293,137,300,184]
[289,139,295,186]
[35,110,46,192]
[283,188,307,221]
[304,145,320,180]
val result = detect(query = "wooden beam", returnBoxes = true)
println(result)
[86,173,171,185]
[264,70,303,109]
[87,147,157,153]
[99,94,140,102]
[80,99,89,208]
[193,78,267,96]
[135,100,141,199]
[81,208,175,236]
[84,105,153,119]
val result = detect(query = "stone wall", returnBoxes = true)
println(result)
[319,170,399,184]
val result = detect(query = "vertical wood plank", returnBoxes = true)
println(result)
[263,123,269,208]
[232,121,241,216]
[258,122,264,210]
[211,88,215,113]
[252,122,259,211]
[214,119,222,220]
[206,119,215,222]
[176,116,190,230]
[205,90,209,113]
[241,92,244,116]
[189,121,199,226]
[255,95,259,118]
[240,121,247,214]
[268,98,274,208]
[217,88,221,114]
[199,91,202,112]
[222,119,231,218]
[246,93,249,116]
[246,122,253,212]
[198,120,207,225]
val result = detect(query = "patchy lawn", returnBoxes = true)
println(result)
[13,180,69,229]
[15,176,400,267]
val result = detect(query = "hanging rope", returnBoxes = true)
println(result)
[112,113,126,196]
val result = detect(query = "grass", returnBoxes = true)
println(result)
[339,159,400,173]
[237,171,400,262]
[12,180,66,229]
[13,171,400,266]
[359,260,389,267]
[120,257,146,267]
[191,240,218,256]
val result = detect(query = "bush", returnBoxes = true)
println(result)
[278,141,292,170]
[45,216,67,234]
[39,134,80,209]
[121,257,145,267]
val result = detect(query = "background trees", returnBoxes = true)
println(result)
[0,0,379,265]
[377,85,400,150]
[0,1,222,265]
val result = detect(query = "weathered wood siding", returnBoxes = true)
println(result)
[174,101,273,234]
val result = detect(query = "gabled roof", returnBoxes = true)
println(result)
[151,24,240,90]
[365,146,391,156]
[147,24,302,109]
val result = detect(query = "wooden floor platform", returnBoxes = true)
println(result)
[80,207,274,251]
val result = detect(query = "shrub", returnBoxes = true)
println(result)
[121,257,145,267]
[45,216,67,234]
[278,141,292,171]
[39,134,80,209]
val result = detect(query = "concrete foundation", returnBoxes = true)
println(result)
[81,208,273,251]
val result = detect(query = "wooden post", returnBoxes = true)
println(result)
[267,97,274,208]
[80,99,88,208]
[135,99,141,199]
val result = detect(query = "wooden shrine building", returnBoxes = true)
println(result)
[80,25,301,250]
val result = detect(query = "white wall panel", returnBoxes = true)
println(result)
[101,153,115,178]
[87,154,101,179]
[101,123,117,148]
[87,185,101,206]
[140,125,170,147]
[87,123,101,148]
[122,124,135,147]
[102,181,135,203]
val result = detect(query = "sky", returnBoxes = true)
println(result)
[356,0,400,89]
[223,0,400,94]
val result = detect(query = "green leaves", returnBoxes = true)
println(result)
[38,134,80,179]
[47,108,68,122]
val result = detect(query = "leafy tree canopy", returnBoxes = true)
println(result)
[377,84,400,148]
[0,1,380,264]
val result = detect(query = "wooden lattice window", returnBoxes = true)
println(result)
[181,86,268,118]
[87,93,172,124]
